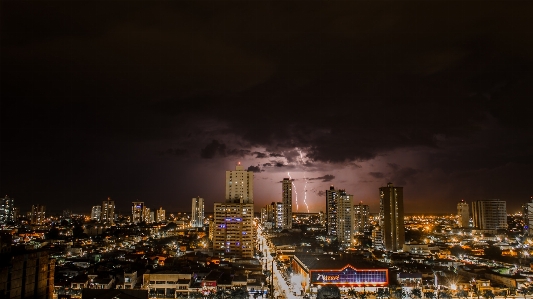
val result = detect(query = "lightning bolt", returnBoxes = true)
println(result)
[287,172,298,212]
[298,150,310,213]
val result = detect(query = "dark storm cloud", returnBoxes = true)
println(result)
[316,190,326,197]
[2,1,533,211]
[247,165,262,173]
[309,174,335,182]
[253,152,268,159]
[200,141,250,159]
[200,140,226,159]
[387,164,400,171]
[390,167,420,186]
[159,148,188,157]
[226,149,251,157]
[369,172,385,179]
[262,163,272,167]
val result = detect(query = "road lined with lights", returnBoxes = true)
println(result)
[257,225,301,299]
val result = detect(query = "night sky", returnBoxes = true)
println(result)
[1,1,533,215]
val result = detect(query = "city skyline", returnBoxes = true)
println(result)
[2,2,533,214]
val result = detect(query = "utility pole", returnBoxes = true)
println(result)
[271,252,277,299]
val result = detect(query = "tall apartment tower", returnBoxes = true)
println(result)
[132,202,145,224]
[379,183,405,252]
[156,207,166,222]
[191,197,205,227]
[225,162,254,203]
[144,207,152,223]
[326,186,339,236]
[101,198,115,224]
[30,204,46,225]
[326,186,353,244]
[0,195,15,224]
[353,202,370,235]
[526,198,533,235]
[457,200,470,228]
[282,178,292,229]
[261,202,283,230]
[213,163,255,258]
[91,205,102,221]
[337,190,353,245]
[472,199,507,230]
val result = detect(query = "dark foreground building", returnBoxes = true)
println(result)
[0,250,55,299]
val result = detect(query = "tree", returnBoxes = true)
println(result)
[439,290,452,299]
[214,289,228,299]
[317,286,342,299]
[188,291,203,299]
[230,287,249,299]
[424,291,435,299]
[472,286,481,299]
[394,289,402,299]
[482,290,495,299]
[377,288,389,299]
[395,288,408,299]
[411,288,422,299]
[46,225,60,240]
[456,290,468,299]
[348,289,358,298]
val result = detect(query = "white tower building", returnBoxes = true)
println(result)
[225,162,253,203]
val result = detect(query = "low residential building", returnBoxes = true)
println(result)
[143,272,192,298]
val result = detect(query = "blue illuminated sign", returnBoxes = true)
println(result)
[311,265,388,285]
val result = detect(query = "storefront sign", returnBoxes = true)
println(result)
[311,265,388,286]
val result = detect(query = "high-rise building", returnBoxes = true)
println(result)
[472,199,507,230]
[0,195,15,224]
[379,183,405,252]
[148,210,154,223]
[372,226,384,250]
[213,163,255,258]
[281,178,292,229]
[101,198,115,224]
[336,190,353,245]
[144,207,152,223]
[213,202,255,259]
[191,197,204,228]
[225,162,253,203]
[353,202,370,235]
[457,200,469,228]
[30,204,46,225]
[91,206,102,221]
[132,202,145,224]
[156,207,166,222]
[326,186,353,244]
[261,202,283,230]
[526,198,533,235]
[326,186,339,236]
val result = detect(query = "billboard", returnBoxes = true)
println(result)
[310,265,388,286]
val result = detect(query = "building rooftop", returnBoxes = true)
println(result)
[293,253,385,271]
